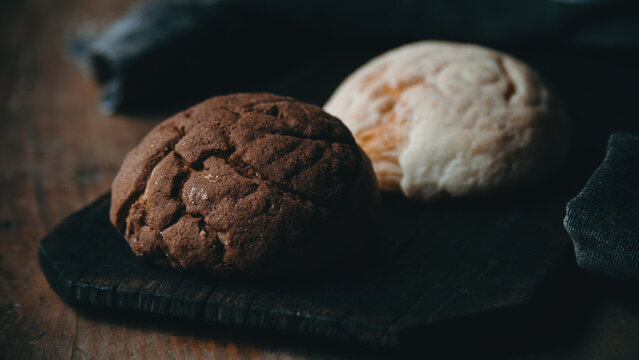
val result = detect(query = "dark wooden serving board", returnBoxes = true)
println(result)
[39,191,572,346]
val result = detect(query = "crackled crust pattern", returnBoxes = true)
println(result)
[110,93,380,275]
[324,41,569,200]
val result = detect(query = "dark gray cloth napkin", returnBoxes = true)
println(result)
[70,0,639,114]
[565,133,639,281]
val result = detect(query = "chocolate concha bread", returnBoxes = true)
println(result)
[110,93,381,276]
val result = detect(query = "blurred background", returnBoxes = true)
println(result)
[1,0,639,358]
[64,0,639,184]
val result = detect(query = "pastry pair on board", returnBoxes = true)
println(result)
[110,42,569,276]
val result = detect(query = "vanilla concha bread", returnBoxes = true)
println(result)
[324,41,569,200]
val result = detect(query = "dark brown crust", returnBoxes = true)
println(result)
[110,93,381,276]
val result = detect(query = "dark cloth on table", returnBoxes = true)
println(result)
[565,133,639,282]
[69,0,639,282]
[69,0,639,113]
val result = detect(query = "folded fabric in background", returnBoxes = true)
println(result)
[565,133,639,282]
[71,0,239,114]
[70,0,639,113]
[68,0,639,282]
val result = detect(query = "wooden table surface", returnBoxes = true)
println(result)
[1,0,639,358]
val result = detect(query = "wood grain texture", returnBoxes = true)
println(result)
[0,1,336,358]
[3,0,639,359]
[38,191,572,347]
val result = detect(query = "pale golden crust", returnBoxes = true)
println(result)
[325,41,569,200]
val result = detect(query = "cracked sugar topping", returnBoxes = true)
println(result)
[110,93,380,276]
[325,41,569,200]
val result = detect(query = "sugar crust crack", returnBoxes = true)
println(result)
[110,93,381,275]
